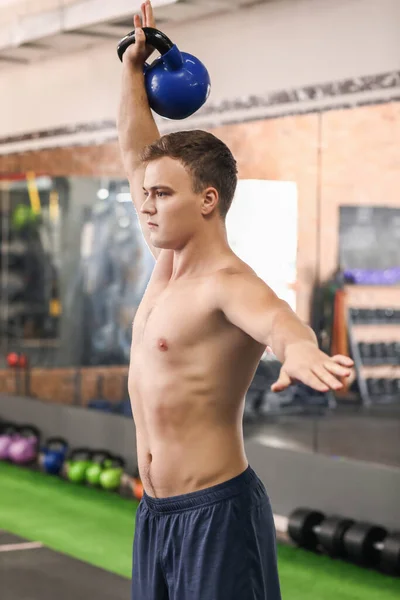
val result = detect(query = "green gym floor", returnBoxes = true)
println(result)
[1,462,399,600]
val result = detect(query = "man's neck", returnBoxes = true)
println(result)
[171,226,231,281]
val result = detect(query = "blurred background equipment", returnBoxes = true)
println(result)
[287,508,400,575]
[65,448,94,484]
[7,424,40,465]
[0,422,18,460]
[41,437,69,476]
[85,450,113,487]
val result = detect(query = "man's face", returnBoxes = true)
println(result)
[141,157,203,249]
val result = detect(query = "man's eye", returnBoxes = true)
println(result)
[157,191,166,198]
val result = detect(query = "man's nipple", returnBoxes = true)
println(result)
[158,338,169,352]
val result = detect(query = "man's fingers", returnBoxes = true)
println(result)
[133,13,141,28]
[332,354,354,367]
[312,366,343,390]
[145,0,156,27]
[135,26,146,49]
[302,372,330,392]
[271,369,291,392]
[142,2,147,27]
[323,361,352,378]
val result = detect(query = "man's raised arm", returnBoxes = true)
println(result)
[117,3,162,259]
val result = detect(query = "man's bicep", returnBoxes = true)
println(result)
[216,272,285,345]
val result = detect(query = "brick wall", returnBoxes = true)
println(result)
[320,102,400,280]
[0,366,128,406]
[1,101,399,324]
[0,143,124,178]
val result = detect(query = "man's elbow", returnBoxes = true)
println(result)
[271,301,295,326]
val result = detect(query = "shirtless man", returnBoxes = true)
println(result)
[117,3,354,598]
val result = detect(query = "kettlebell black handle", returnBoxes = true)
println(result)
[68,447,92,461]
[91,450,112,464]
[44,437,68,451]
[18,425,41,439]
[105,455,126,469]
[117,27,174,63]
[0,422,18,435]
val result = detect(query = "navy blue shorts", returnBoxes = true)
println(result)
[131,465,282,599]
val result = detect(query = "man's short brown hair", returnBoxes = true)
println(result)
[141,130,238,219]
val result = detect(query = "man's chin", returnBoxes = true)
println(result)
[153,240,175,250]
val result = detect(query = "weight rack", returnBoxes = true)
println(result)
[347,306,400,406]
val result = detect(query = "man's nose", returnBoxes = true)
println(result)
[140,196,156,215]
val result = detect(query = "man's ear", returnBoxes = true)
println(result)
[201,187,219,216]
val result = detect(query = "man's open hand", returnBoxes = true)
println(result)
[124,1,156,68]
[271,342,354,393]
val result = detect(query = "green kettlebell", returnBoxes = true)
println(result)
[66,448,92,484]
[100,455,126,491]
[86,450,112,486]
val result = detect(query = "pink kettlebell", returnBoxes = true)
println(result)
[8,425,40,465]
[0,423,19,460]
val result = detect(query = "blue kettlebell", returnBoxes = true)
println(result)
[117,27,211,120]
[42,437,68,475]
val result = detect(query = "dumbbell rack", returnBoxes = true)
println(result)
[285,508,400,576]
[347,299,400,406]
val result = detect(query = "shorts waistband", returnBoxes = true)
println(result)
[143,465,259,514]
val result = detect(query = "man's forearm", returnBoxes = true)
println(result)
[117,60,160,168]
[269,306,318,363]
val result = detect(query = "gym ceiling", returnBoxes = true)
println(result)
[0,0,270,67]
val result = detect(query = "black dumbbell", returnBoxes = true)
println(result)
[379,343,389,363]
[383,308,395,323]
[369,343,388,365]
[366,378,380,396]
[357,309,369,324]
[375,309,386,323]
[394,310,400,324]
[288,509,400,575]
[392,379,400,396]
[366,309,378,323]
[376,378,388,395]
[358,342,366,359]
[381,533,400,575]
[394,342,400,364]
[381,378,394,396]
[349,308,360,323]
[386,343,397,365]
[288,509,354,556]
[343,522,400,574]
[359,343,372,362]
[386,379,400,397]
[382,343,390,365]
[369,343,378,363]
[378,343,388,363]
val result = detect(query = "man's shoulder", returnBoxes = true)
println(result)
[207,261,260,309]
[212,261,257,284]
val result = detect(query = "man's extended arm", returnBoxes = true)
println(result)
[215,270,353,392]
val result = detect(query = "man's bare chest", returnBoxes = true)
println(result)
[131,280,218,351]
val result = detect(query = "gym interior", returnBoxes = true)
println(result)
[1,0,400,598]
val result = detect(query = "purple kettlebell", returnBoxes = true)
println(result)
[8,425,40,465]
[0,424,19,460]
